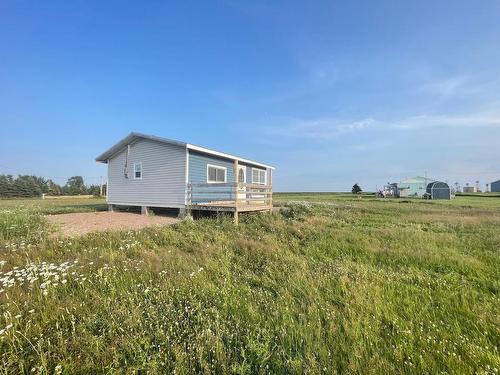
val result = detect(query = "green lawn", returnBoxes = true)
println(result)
[0,197,107,215]
[0,195,499,374]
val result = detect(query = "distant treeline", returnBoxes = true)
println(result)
[0,175,106,198]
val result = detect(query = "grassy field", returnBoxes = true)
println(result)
[274,192,500,209]
[0,195,499,374]
[0,197,107,215]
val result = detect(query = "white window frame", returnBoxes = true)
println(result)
[251,168,266,185]
[133,162,142,180]
[207,164,227,183]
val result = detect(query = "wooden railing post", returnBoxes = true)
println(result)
[187,182,192,217]
[268,169,273,210]
[269,186,273,210]
[234,160,239,224]
[187,182,192,205]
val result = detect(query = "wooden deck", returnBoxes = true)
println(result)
[187,180,273,223]
[188,201,273,212]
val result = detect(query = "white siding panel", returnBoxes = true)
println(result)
[107,139,186,207]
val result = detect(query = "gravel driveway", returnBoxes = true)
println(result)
[46,211,180,237]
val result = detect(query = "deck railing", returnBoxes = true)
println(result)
[187,182,273,208]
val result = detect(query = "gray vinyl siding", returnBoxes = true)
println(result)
[187,152,269,185]
[187,151,270,203]
[188,151,236,184]
[241,163,267,185]
[188,151,235,202]
[107,139,186,207]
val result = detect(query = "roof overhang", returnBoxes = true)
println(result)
[95,132,275,170]
[186,144,275,169]
[95,132,186,163]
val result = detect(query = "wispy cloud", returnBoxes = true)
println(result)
[392,113,500,129]
[420,76,471,97]
[267,117,377,140]
[419,75,500,99]
[265,112,500,140]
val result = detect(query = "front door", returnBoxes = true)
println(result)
[237,166,246,202]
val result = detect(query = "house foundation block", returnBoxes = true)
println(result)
[178,207,188,219]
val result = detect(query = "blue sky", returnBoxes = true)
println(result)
[1,1,499,191]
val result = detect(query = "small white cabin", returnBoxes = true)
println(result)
[96,133,275,222]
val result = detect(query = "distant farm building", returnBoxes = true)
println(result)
[397,176,435,198]
[381,183,399,197]
[490,180,500,192]
[426,181,451,200]
[462,186,477,193]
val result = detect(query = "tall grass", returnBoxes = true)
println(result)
[0,209,46,242]
[0,197,499,373]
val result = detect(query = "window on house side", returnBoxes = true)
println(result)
[207,165,226,183]
[134,163,142,179]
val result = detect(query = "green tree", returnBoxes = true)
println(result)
[87,184,101,197]
[13,175,43,197]
[0,174,64,197]
[352,183,362,194]
[0,175,14,197]
[64,176,87,195]
[47,179,63,196]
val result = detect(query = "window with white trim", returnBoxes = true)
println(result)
[207,165,226,183]
[252,168,266,185]
[134,162,142,179]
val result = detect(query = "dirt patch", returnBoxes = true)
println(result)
[46,211,180,237]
